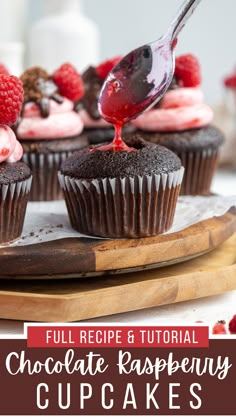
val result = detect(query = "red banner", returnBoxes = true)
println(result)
[27,325,209,348]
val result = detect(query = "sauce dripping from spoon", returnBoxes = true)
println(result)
[96,0,202,152]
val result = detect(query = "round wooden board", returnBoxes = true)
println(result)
[1,233,236,321]
[0,208,236,279]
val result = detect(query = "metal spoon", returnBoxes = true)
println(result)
[98,0,202,125]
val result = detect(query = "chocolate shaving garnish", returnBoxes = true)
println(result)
[39,97,50,118]
[51,93,63,104]
[20,66,63,118]
[74,66,102,120]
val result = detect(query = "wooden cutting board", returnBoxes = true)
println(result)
[0,233,236,322]
[0,208,236,278]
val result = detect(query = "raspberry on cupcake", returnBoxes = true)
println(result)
[75,56,135,144]
[131,54,224,195]
[15,64,87,201]
[52,62,84,101]
[175,54,202,88]
[0,74,32,244]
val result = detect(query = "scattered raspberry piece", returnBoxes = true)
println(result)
[96,56,122,80]
[229,314,236,334]
[175,54,201,87]
[0,64,9,76]
[52,63,84,101]
[0,74,23,125]
[224,73,236,88]
[212,320,227,335]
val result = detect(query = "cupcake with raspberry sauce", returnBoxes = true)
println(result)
[15,63,87,201]
[75,56,135,144]
[131,54,224,195]
[0,74,32,244]
[59,132,184,239]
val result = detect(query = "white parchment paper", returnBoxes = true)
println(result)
[3,195,236,248]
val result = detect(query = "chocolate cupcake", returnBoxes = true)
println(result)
[0,161,32,244]
[132,54,224,195]
[140,126,224,195]
[75,60,135,144]
[16,65,87,201]
[0,73,32,244]
[58,136,184,238]
[20,135,87,201]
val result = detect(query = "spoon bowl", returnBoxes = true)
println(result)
[99,0,202,125]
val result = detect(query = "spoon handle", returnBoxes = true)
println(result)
[167,0,202,42]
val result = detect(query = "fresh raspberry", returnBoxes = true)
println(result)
[96,56,122,80]
[224,73,236,88]
[229,314,236,334]
[0,64,9,76]
[175,54,201,87]
[52,63,84,101]
[212,320,227,335]
[0,74,23,125]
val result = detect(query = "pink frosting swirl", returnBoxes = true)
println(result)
[17,98,84,140]
[133,88,213,131]
[0,125,23,163]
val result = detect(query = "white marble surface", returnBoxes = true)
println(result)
[0,169,236,334]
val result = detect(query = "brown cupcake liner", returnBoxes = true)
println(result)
[58,168,184,238]
[22,151,74,201]
[0,176,32,244]
[177,149,219,195]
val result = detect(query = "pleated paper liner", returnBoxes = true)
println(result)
[58,168,184,238]
[0,176,32,244]
[178,148,219,195]
[22,151,74,201]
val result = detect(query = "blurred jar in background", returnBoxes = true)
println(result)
[215,68,236,169]
[0,42,25,76]
[26,0,100,73]
[0,0,27,75]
